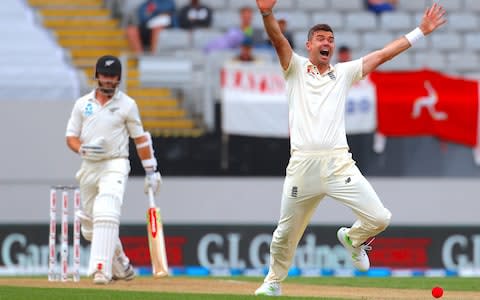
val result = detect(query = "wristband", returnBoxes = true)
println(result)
[260,10,272,17]
[405,27,424,45]
[142,158,157,173]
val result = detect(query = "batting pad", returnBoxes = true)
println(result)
[88,194,121,278]
[88,220,119,278]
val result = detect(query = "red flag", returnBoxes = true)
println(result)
[370,69,478,147]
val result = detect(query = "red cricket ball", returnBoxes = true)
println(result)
[432,286,443,298]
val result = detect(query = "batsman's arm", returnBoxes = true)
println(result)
[134,134,153,161]
[66,136,81,154]
[256,0,292,70]
[362,2,446,77]
[135,132,162,194]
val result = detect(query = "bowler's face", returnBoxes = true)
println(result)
[307,30,335,65]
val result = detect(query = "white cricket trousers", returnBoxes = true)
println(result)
[76,158,130,277]
[265,149,391,283]
[75,158,130,218]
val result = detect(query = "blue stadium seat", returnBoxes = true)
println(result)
[362,32,395,51]
[202,0,228,10]
[447,52,480,72]
[465,33,480,51]
[413,52,447,71]
[448,13,478,32]
[465,0,480,11]
[155,29,191,52]
[430,33,462,51]
[212,10,239,30]
[275,11,311,32]
[397,0,429,12]
[334,31,362,50]
[345,12,377,31]
[311,12,344,31]
[379,12,413,32]
[330,0,364,12]
[192,28,224,50]
[296,0,330,11]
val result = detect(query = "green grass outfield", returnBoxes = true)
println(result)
[1,276,479,300]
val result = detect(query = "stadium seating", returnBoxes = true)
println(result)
[27,0,205,137]
[23,0,478,133]
[0,0,80,101]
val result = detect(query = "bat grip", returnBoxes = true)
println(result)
[148,187,156,208]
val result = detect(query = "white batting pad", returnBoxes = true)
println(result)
[88,221,119,278]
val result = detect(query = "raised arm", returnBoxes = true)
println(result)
[256,0,292,70]
[362,3,446,77]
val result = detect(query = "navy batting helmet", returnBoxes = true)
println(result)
[95,55,122,79]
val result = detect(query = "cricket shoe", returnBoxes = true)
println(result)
[93,271,112,285]
[254,281,281,296]
[337,227,372,272]
[112,263,135,281]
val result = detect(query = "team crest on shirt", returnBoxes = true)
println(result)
[84,102,94,117]
[306,65,316,78]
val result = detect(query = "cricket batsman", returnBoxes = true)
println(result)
[65,55,162,284]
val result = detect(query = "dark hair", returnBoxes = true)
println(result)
[307,24,334,41]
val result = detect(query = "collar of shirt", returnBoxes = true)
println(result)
[305,63,335,79]
[88,89,121,105]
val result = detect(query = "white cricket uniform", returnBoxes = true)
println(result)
[66,89,144,278]
[66,89,144,213]
[265,53,392,283]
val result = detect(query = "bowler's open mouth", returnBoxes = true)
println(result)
[320,50,329,57]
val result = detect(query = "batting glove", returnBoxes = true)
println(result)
[144,171,162,195]
[79,137,107,161]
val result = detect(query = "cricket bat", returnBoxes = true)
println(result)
[146,187,169,277]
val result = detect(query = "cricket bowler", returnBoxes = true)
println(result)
[254,0,446,296]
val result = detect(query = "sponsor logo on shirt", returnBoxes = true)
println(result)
[84,103,94,117]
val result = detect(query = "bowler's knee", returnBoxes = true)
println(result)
[373,208,392,232]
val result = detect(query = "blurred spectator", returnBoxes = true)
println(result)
[203,6,263,53]
[233,37,256,62]
[337,45,352,63]
[124,0,177,54]
[120,0,145,54]
[178,0,212,30]
[365,0,398,15]
[264,13,294,49]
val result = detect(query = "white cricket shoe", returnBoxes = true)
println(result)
[93,271,111,285]
[112,263,135,281]
[337,227,371,272]
[254,282,281,296]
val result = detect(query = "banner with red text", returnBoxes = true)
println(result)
[221,62,376,137]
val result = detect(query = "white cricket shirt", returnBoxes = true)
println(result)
[65,89,145,159]
[284,52,363,152]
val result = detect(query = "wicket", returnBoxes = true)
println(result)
[48,185,81,282]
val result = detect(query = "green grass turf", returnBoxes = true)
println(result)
[247,276,480,291]
[0,285,342,300]
[1,276,479,300]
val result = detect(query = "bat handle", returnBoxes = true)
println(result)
[148,187,156,208]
